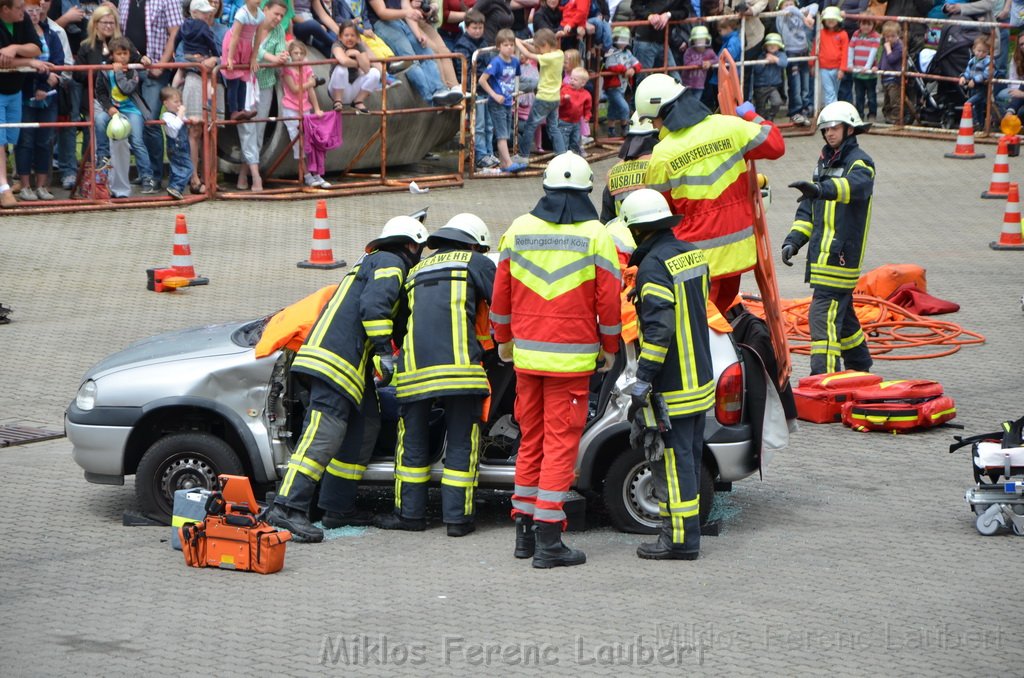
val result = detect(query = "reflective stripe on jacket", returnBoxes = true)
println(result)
[395,248,496,401]
[784,137,875,291]
[645,112,785,279]
[292,250,410,405]
[491,214,622,375]
[631,230,715,417]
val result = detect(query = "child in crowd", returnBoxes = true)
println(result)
[849,17,881,122]
[562,48,582,83]
[453,9,486,84]
[453,10,496,170]
[173,0,220,92]
[879,21,912,123]
[329,21,382,114]
[776,0,817,125]
[705,18,740,109]
[603,26,640,136]
[515,29,566,160]
[159,87,195,200]
[680,25,717,103]
[281,39,330,188]
[959,36,992,128]
[815,6,848,105]
[95,37,155,194]
[558,66,592,153]
[222,0,264,120]
[752,33,788,120]
[479,29,527,172]
[533,0,568,48]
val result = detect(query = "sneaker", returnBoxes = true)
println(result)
[791,113,807,126]
[385,74,402,88]
[140,178,157,194]
[315,175,331,188]
[61,175,76,191]
[581,135,594,146]
[303,172,321,187]
[18,187,37,201]
[502,162,528,173]
[511,154,530,166]
[432,89,463,106]
[166,186,184,200]
[34,187,55,201]
[477,154,499,168]
[388,60,412,74]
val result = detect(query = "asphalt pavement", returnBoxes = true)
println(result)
[2,134,1023,675]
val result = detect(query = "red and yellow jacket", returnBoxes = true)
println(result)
[645,108,785,279]
[491,213,622,376]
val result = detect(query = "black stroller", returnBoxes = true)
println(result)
[909,22,985,128]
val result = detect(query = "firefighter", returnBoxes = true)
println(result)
[376,214,497,537]
[620,188,714,560]
[491,152,622,568]
[636,73,785,313]
[782,101,875,375]
[600,112,660,223]
[265,216,428,543]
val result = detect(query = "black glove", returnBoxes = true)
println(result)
[628,380,652,423]
[788,181,821,202]
[375,353,396,387]
[781,243,796,267]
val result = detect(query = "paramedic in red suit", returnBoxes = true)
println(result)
[490,151,622,568]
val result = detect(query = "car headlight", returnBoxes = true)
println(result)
[76,380,97,411]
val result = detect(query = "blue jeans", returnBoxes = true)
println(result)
[838,74,853,104]
[633,40,679,83]
[294,18,337,56]
[141,70,171,183]
[93,105,153,180]
[558,120,580,153]
[606,84,629,121]
[15,102,58,175]
[854,77,877,117]
[166,130,193,193]
[820,69,840,105]
[0,91,22,146]
[373,19,445,102]
[474,97,493,161]
[966,89,987,125]
[518,98,565,155]
[588,18,612,51]
[786,56,811,115]
[225,78,246,116]
[57,79,85,181]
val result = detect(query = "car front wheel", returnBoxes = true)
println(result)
[135,432,244,523]
[602,446,715,534]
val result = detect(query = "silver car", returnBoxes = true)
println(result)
[67,302,766,530]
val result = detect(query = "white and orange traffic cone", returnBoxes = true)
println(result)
[298,200,347,269]
[945,102,985,160]
[989,182,1024,250]
[169,214,209,284]
[981,137,1011,199]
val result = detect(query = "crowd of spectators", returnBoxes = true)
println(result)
[0,0,1019,206]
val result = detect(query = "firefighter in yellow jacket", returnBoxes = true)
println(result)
[265,216,428,543]
[620,188,714,560]
[376,214,497,537]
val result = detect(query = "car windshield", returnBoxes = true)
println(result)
[232,315,273,348]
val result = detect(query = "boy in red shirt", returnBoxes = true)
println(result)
[558,66,592,154]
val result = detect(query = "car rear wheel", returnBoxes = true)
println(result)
[602,446,715,534]
[135,433,244,523]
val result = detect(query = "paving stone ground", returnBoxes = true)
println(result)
[2,134,1023,676]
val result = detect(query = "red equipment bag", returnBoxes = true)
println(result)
[840,379,957,432]
[792,371,883,423]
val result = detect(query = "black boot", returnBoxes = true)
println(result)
[514,516,535,558]
[322,509,376,528]
[374,512,427,531]
[532,521,586,569]
[446,521,476,537]
[265,503,324,543]
[636,523,698,561]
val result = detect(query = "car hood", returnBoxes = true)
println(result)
[85,321,254,380]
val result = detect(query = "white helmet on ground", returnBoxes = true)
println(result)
[619,188,681,232]
[542,151,593,191]
[427,213,492,251]
[366,215,429,252]
[634,73,686,121]
[816,101,871,133]
[627,111,657,136]
[106,113,131,141]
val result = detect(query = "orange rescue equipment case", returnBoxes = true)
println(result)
[792,371,884,423]
[840,379,957,432]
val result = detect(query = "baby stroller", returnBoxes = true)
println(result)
[908,22,981,128]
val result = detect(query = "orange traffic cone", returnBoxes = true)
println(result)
[989,182,1024,250]
[981,137,1011,198]
[298,200,347,269]
[170,214,209,284]
[945,102,985,159]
